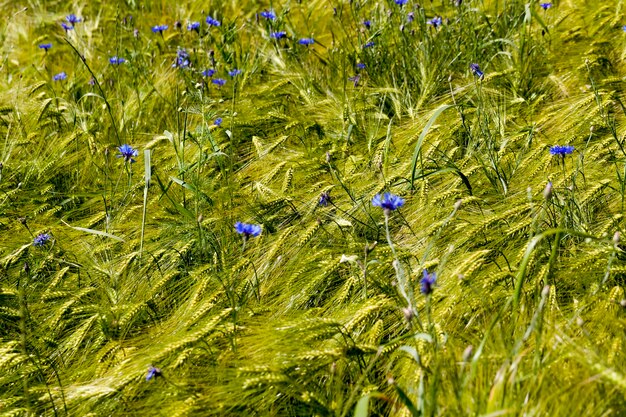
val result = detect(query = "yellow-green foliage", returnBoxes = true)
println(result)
[1,0,626,416]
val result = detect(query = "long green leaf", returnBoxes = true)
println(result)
[409,105,453,188]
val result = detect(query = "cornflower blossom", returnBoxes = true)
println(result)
[53,72,67,81]
[363,20,372,29]
[395,0,408,5]
[539,3,552,9]
[470,63,484,79]
[33,233,51,247]
[420,270,437,295]
[151,24,168,33]
[206,16,221,27]
[228,69,242,77]
[173,49,190,68]
[116,144,139,163]
[61,22,73,31]
[109,56,126,64]
[299,37,314,45]
[66,14,81,25]
[146,366,162,381]
[260,10,276,19]
[235,222,262,237]
[427,16,442,28]
[549,145,574,156]
[212,78,226,86]
[319,191,331,206]
[202,69,215,77]
[372,192,405,212]
[187,22,200,31]
[356,63,366,70]
[214,117,222,127]
[364,41,375,48]
[271,31,287,39]
[39,43,52,51]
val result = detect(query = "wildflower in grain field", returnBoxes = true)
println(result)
[427,17,442,28]
[212,78,226,86]
[299,37,314,45]
[319,191,331,206]
[228,69,242,77]
[420,270,437,295]
[173,49,190,68]
[109,56,126,64]
[61,22,73,31]
[549,145,574,156]
[151,24,168,33]
[364,41,375,48]
[356,63,366,70]
[214,117,222,127]
[33,233,51,247]
[395,0,408,6]
[39,43,52,51]
[539,3,552,9]
[66,14,81,25]
[187,22,200,31]
[146,366,162,381]
[202,69,215,77]
[407,12,415,22]
[116,144,139,163]
[363,20,372,29]
[260,10,276,20]
[235,222,262,237]
[206,16,221,27]
[53,72,67,81]
[470,63,484,79]
[271,31,287,39]
[372,192,405,212]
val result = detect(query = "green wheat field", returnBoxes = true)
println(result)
[2,0,626,415]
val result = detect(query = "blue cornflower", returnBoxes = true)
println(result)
[61,22,73,31]
[202,69,215,77]
[212,78,226,86]
[109,56,126,65]
[427,16,442,28]
[539,2,552,9]
[364,41,375,48]
[214,117,222,126]
[356,63,366,70]
[260,10,276,20]
[116,144,139,163]
[206,16,221,27]
[228,69,242,77]
[39,43,52,51]
[271,31,287,39]
[407,12,415,22]
[420,270,436,295]
[372,192,405,211]
[470,63,484,79]
[151,24,168,33]
[395,0,408,5]
[146,366,162,381]
[319,191,331,206]
[235,222,262,237]
[549,145,574,156]
[33,233,51,247]
[623,25,626,32]
[53,72,67,81]
[173,49,190,68]
[66,14,81,25]
[363,20,372,29]
[187,22,200,31]
[299,37,315,45]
